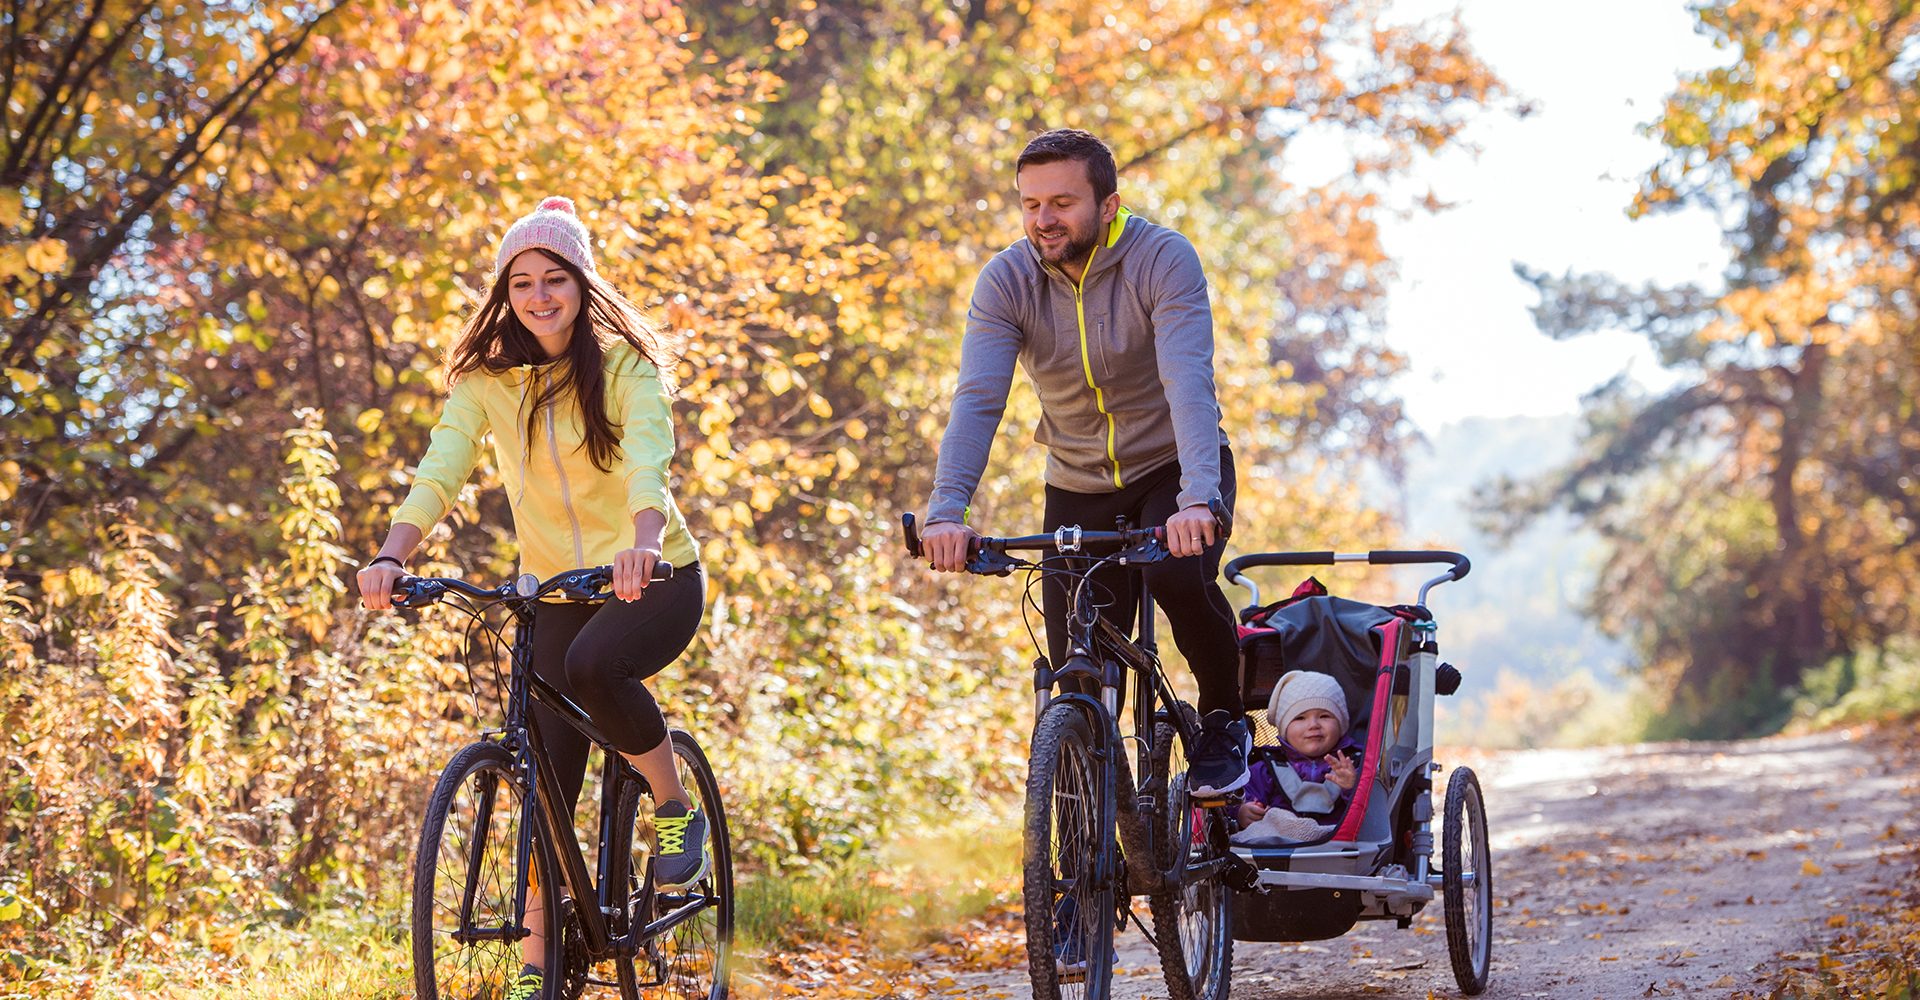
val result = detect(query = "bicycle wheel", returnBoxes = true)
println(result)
[1147,709,1232,1000]
[598,730,734,1000]
[1443,767,1492,995]
[1023,702,1114,1000]
[414,740,560,1000]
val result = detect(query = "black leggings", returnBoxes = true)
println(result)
[527,565,705,812]
[1042,445,1240,717]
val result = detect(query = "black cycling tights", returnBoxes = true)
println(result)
[528,564,705,812]
[1041,445,1240,718]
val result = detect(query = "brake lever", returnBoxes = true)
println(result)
[965,544,1028,577]
[557,567,612,601]
[390,577,443,608]
[1113,536,1171,566]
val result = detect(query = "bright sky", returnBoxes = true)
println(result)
[1294,0,1736,432]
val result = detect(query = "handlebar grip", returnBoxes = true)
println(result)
[1222,552,1338,578]
[902,512,923,559]
[1366,550,1471,580]
[389,575,422,608]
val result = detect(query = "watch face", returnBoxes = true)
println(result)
[515,573,539,598]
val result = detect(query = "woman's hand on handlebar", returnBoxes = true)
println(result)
[612,545,661,601]
[921,520,977,573]
[357,561,407,611]
[359,525,423,610]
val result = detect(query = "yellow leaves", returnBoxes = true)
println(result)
[808,394,833,418]
[774,19,809,50]
[1802,860,1824,876]
[699,401,736,434]
[23,237,68,274]
[0,189,21,228]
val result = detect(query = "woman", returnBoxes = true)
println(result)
[356,196,705,1000]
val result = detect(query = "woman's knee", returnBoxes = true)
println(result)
[564,643,628,704]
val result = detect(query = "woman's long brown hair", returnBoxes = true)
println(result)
[444,250,680,473]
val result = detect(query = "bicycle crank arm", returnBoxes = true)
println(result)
[1175,855,1232,883]
[634,893,720,941]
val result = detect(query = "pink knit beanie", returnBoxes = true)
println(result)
[1266,670,1349,737]
[494,196,596,279]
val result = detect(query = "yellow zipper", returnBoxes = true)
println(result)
[1073,245,1124,489]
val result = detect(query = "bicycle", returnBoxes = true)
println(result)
[391,563,733,1000]
[902,502,1248,1000]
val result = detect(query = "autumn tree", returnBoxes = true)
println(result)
[0,0,342,542]
[1487,0,1920,737]
[681,0,1505,496]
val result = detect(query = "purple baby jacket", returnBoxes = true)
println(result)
[1245,734,1362,816]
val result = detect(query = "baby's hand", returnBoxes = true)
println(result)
[1325,753,1357,790]
[1236,801,1269,827]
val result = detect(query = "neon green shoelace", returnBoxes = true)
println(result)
[505,970,543,1000]
[655,811,693,855]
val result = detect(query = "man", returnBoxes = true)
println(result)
[922,128,1249,797]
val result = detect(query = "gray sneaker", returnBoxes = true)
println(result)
[652,801,711,891]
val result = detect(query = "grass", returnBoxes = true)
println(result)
[735,820,1021,952]
[1,821,1024,1000]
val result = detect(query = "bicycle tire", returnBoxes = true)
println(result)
[1146,710,1232,1000]
[413,740,560,1000]
[1023,702,1114,1000]
[585,730,734,1000]
[1443,766,1492,995]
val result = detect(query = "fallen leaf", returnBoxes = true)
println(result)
[1802,860,1824,876]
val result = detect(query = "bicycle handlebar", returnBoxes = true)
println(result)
[391,562,674,609]
[901,499,1231,576]
[1221,549,1471,582]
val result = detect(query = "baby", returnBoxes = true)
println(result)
[1231,669,1360,845]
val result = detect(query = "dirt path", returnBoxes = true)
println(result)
[935,729,1916,999]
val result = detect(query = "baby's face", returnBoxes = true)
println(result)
[1285,708,1342,757]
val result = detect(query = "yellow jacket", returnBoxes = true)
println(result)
[391,341,699,579]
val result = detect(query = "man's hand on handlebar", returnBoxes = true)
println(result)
[357,561,407,611]
[1166,503,1223,559]
[921,520,978,573]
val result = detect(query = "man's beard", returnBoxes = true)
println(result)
[1031,217,1101,267]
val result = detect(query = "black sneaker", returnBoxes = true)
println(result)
[652,801,712,891]
[1187,710,1250,797]
[1051,895,1117,981]
[504,964,544,1000]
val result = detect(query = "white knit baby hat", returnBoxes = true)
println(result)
[1266,670,1349,735]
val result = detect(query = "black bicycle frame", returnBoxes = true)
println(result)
[1046,558,1222,890]
[470,601,712,964]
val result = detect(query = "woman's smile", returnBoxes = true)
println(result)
[506,249,582,358]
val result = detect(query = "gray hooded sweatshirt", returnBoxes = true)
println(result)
[927,208,1228,525]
